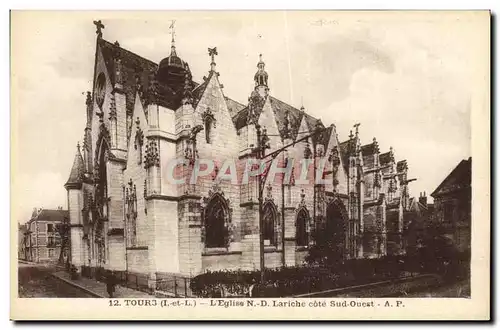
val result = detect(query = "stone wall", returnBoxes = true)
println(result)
[202,252,242,272]
[126,248,149,274]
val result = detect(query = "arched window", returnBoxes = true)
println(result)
[296,208,309,247]
[263,202,277,246]
[96,145,108,213]
[204,194,229,248]
[202,108,216,144]
[205,117,212,144]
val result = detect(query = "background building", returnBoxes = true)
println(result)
[18,223,28,260]
[403,192,435,255]
[23,207,70,263]
[431,157,472,253]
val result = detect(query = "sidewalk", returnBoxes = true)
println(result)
[19,259,65,271]
[51,270,153,298]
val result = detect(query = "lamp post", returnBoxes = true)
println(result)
[184,125,204,194]
[255,123,270,283]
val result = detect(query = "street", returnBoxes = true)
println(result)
[402,280,470,298]
[18,262,94,298]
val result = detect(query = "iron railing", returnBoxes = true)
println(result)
[79,266,152,294]
[155,275,193,297]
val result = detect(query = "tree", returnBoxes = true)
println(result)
[305,222,344,267]
[56,217,71,266]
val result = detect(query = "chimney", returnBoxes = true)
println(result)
[419,191,427,207]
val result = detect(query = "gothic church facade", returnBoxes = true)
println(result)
[64,23,413,288]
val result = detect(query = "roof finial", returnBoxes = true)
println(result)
[300,96,305,111]
[77,141,81,152]
[257,53,265,69]
[208,47,218,72]
[169,20,177,56]
[354,123,360,137]
[93,20,105,39]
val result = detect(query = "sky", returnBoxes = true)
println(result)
[11,11,485,223]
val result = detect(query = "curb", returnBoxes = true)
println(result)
[292,274,440,298]
[50,273,105,298]
[18,260,38,265]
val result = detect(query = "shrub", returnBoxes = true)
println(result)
[190,261,405,298]
[412,235,470,281]
[305,223,344,267]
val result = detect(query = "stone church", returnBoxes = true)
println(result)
[64,22,413,288]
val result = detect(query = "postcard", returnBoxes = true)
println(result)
[10,10,490,321]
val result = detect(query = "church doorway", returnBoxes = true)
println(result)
[325,201,346,259]
[204,194,229,248]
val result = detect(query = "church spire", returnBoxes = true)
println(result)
[254,54,269,98]
[254,53,268,87]
[169,20,177,57]
[65,142,85,190]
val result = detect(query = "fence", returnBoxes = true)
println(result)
[113,270,151,293]
[79,266,152,294]
[155,274,193,297]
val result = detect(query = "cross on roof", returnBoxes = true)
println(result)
[169,20,176,44]
[93,20,105,38]
[208,47,218,63]
[353,123,361,135]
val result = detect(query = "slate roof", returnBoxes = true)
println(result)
[396,160,408,173]
[192,75,210,108]
[27,209,69,224]
[98,38,331,148]
[379,151,394,165]
[37,209,69,222]
[233,95,326,144]
[431,157,471,198]
[65,145,85,189]
[225,96,246,118]
[99,39,160,112]
[233,107,250,130]
[361,142,378,156]
[338,140,353,173]
[269,97,306,140]
[319,126,334,148]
